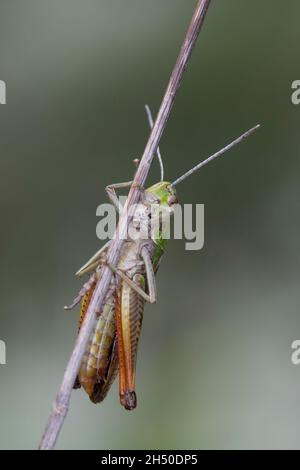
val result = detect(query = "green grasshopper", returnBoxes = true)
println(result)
[65,107,259,410]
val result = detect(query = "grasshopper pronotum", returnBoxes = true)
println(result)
[65,107,260,410]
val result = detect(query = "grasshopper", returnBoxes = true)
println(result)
[65,107,260,410]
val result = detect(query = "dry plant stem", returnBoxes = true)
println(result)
[39,0,211,450]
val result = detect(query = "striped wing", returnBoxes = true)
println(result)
[75,287,118,404]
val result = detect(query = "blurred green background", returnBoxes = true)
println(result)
[0,0,300,450]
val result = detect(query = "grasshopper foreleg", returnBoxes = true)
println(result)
[105,181,133,214]
[105,181,145,214]
[76,240,111,277]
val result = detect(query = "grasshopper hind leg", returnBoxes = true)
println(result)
[116,273,145,411]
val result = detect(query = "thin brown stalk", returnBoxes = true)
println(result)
[39,0,211,450]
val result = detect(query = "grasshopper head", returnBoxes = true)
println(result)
[143,181,178,248]
[144,181,178,211]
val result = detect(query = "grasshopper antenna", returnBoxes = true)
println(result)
[145,104,164,181]
[172,124,261,186]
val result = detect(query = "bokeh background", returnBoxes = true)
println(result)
[0,0,300,450]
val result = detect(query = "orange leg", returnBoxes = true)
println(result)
[116,292,137,410]
[115,294,126,407]
[119,283,138,410]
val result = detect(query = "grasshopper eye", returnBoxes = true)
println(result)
[168,195,178,206]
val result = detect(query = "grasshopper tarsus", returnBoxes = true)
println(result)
[123,391,137,411]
